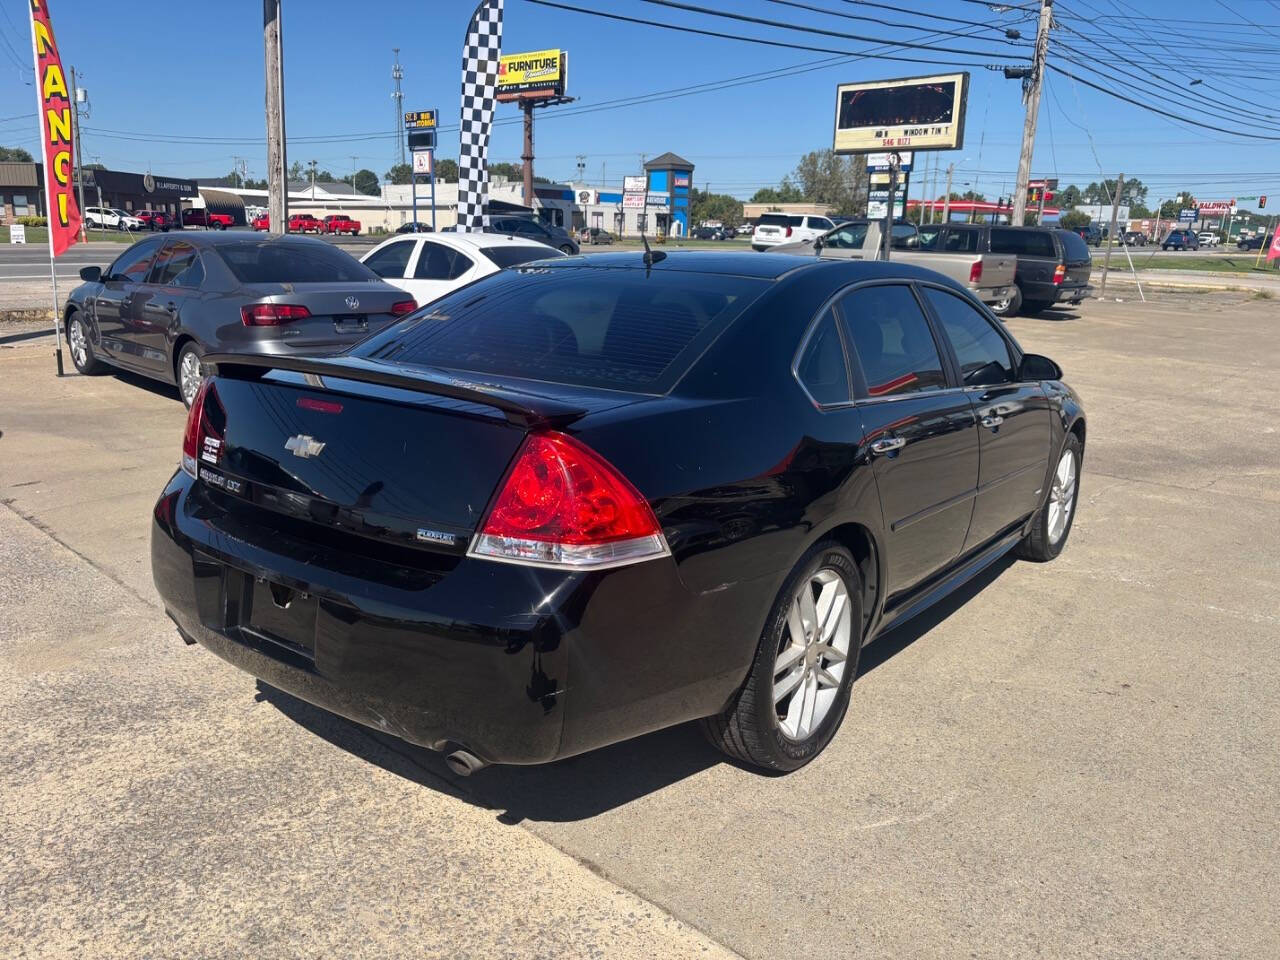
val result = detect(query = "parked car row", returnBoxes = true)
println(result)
[249,213,362,235]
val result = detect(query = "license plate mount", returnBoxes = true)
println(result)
[241,577,318,656]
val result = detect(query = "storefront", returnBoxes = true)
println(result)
[0,161,43,222]
[84,169,198,219]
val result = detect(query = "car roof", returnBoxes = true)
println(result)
[533,249,957,284]
[370,231,548,253]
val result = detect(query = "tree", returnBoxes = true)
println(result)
[1082,178,1147,207]
[1056,184,1082,208]
[0,146,33,162]
[790,149,868,216]
[288,160,304,180]
[351,168,380,195]
[1059,210,1091,229]
[435,158,459,182]
[1159,192,1195,219]
[243,178,267,190]
[385,163,412,185]
[689,187,744,229]
[750,178,804,204]
[490,161,522,181]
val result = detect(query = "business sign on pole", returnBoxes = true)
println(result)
[867,151,913,172]
[575,189,597,205]
[645,192,670,209]
[867,190,905,219]
[412,150,432,175]
[1178,209,1197,223]
[1196,200,1233,216]
[833,72,969,154]
[622,193,645,209]
[623,175,645,193]
[495,48,566,101]
[29,0,82,255]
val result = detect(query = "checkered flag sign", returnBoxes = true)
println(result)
[457,0,504,232]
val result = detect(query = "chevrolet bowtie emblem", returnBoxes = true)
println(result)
[284,434,326,458]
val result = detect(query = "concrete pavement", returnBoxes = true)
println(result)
[1,291,1278,958]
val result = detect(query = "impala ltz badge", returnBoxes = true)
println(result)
[344,296,360,310]
[285,435,326,459]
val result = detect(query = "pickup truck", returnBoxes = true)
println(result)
[287,214,325,234]
[181,208,233,229]
[772,220,1016,308]
[251,213,270,231]
[323,214,361,236]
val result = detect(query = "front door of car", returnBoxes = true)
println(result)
[836,282,980,598]
[919,284,1053,551]
[361,238,417,297]
[139,239,205,375]
[94,236,164,365]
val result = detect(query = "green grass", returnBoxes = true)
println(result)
[1128,254,1278,274]
[1,225,140,245]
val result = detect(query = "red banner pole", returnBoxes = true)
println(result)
[28,1,66,375]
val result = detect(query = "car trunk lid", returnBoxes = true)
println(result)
[240,281,412,348]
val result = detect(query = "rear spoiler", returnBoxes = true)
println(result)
[202,353,588,428]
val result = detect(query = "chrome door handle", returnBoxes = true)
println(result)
[981,415,1004,429]
[869,436,906,455]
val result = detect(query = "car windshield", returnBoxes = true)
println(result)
[214,239,379,284]
[354,266,769,391]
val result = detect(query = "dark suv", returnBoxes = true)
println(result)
[1162,229,1200,251]
[1072,223,1103,247]
[914,223,1093,317]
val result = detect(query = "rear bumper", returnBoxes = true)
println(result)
[1054,283,1094,304]
[977,284,1013,304]
[151,472,759,765]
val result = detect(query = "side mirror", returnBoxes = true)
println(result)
[813,236,825,253]
[1019,353,1063,381]
[79,265,102,282]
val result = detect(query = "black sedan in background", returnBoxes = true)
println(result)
[63,234,418,406]
[152,252,1085,775]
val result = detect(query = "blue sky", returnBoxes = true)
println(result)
[2,0,1278,212]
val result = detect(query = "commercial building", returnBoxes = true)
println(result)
[83,168,199,220]
[0,162,42,222]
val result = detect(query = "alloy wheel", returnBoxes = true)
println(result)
[1047,449,1077,545]
[179,350,203,406]
[772,567,854,740]
[68,317,87,368]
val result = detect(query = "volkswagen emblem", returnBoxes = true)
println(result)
[344,296,360,310]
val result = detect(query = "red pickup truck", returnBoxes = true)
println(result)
[181,208,233,230]
[251,213,270,231]
[287,214,325,234]
[323,214,361,236]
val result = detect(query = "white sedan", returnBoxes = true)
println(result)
[360,232,563,307]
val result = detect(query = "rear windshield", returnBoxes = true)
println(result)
[214,239,379,283]
[480,245,564,269]
[355,266,769,391]
[758,214,804,227]
[1057,230,1091,262]
[990,227,1056,258]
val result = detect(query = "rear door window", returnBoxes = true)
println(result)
[922,287,1015,387]
[990,228,1055,257]
[795,309,850,406]
[917,225,944,250]
[414,242,474,280]
[838,284,948,398]
[758,214,803,228]
[355,266,769,392]
[942,227,981,253]
[215,239,378,283]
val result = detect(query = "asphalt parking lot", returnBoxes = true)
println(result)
[2,290,1278,958]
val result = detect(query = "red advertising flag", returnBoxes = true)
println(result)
[1267,229,1280,263]
[28,0,82,256]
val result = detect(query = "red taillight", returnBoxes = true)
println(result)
[470,431,669,569]
[785,226,793,237]
[241,303,311,326]
[969,261,983,284]
[1053,263,1066,285]
[390,299,418,317]
[181,379,214,478]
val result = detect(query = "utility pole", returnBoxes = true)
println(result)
[69,66,87,242]
[1098,173,1124,298]
[350,154,359,188]
[1012,0,1053,226]
[392,49,405,167]
[942,163,955,225]
[263,0,288,234]
[308,159,318,200]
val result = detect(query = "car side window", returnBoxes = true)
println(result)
[990,227,1054,257]
[363,240,415,279]
[917,225,944,250]
[838,284,947,398]
[151,241,203,288]
[795,308,849,406]
[107,238,164,283]
[414,242,474,281]
[943,228,981,253]
[922,287,1015,387]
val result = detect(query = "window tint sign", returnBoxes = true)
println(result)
[834,72,969,154]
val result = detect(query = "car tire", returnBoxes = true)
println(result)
[701,540,863,773]
[1017,432,1083,563]
[65,310,105,375]
[559,244,576,255]
[990,284,1023,318]
[175,342,204,408]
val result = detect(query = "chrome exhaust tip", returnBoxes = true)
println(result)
[445,749,487,777]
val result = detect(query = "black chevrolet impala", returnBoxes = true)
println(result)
[151,251,1085,774]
